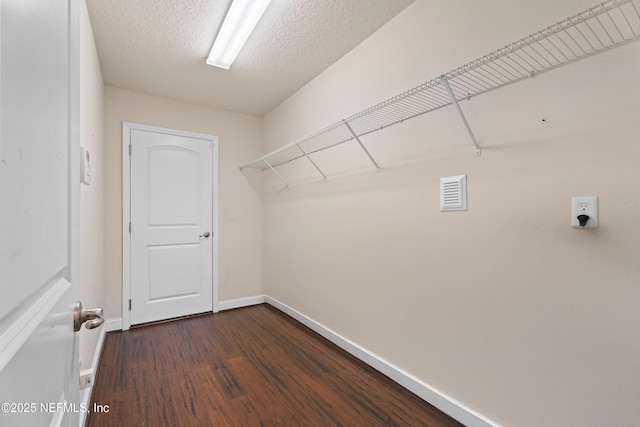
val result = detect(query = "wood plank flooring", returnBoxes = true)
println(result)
[88,304,463,427]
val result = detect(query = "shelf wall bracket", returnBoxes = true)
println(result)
[440,76,481,156]
[343,120,381,171]
[296,143,327,180]
[263,158,289,189]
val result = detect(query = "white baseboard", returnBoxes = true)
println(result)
[263,296,500,427]
[79,322,107,427]
[218,295,266,311]
[105,317,122,332]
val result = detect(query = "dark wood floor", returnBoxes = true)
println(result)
[88,304,463,427]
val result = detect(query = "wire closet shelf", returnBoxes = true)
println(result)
[240,0,640,187]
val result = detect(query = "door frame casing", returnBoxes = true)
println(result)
[121,122,219,331]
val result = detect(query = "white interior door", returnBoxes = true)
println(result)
[128,125,215,326]
[0,0,81,426]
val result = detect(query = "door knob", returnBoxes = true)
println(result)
[199,231,211,239]
[73,301,104,332]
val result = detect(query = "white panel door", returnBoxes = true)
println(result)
[0,0,81,426]
[130,128,214,325]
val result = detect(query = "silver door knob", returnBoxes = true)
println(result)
[199,231,211,239]
[73,301,104,332]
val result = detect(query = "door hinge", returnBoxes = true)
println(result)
[129,299,132,311]
[129,222,132,233]
[128,144,132,156]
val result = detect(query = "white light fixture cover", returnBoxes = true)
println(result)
[207,0,272,70]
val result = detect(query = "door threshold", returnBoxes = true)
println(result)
[130,311,213,329]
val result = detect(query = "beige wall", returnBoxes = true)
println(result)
[262,1,640,426]
[103,86,264,319]
[79,0,105,372]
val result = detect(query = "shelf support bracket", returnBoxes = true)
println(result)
[296,143,327,180]
[263,158,289,189]
[440,76,481,156]
[343,120,381,171]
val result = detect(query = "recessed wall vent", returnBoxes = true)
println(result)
[440,175,467,212]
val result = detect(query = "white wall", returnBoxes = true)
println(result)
[79,0,105,375]
[103,87,264,319]
[261,1,640,426]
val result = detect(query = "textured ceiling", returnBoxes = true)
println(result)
[86,0,415,116]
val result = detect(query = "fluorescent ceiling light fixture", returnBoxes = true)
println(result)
[207,0,272,70]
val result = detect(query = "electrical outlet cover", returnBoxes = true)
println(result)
[571,196,598,228]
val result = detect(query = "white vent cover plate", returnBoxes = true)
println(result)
[440,174,467,212]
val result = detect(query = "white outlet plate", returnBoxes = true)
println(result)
[79,371,91,390]
[571,196,598,228]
